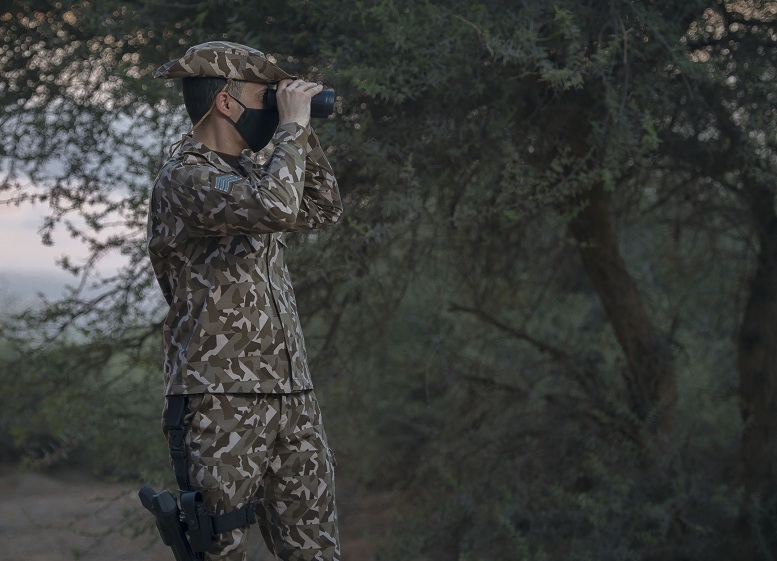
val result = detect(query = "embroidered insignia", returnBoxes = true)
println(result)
[212,173,241,194]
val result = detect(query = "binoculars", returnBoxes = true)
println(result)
[264,88,335,118]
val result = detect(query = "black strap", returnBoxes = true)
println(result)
[211,503,258,534]
[164,395,190,492]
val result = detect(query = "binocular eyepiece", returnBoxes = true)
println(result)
[263,88,336,118]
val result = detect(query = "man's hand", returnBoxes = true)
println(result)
[276,79,324,129]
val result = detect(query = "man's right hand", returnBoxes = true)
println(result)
[275,79,324,129]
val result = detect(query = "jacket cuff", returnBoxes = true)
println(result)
[274,122,310,155]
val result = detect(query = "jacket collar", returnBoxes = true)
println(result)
[177,135,253,174]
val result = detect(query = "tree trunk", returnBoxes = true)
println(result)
[738,184,777,559]
[568,185,677,439]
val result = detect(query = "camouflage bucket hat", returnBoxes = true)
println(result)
[154,41,294,83]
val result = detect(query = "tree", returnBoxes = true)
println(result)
[658,3,777,556]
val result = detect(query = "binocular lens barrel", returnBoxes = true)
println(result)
[264,89,336,118]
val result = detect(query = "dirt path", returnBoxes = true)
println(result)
[0,464,170,561]
[0,464,394,561]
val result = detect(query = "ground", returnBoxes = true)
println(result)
[0,463,395,561]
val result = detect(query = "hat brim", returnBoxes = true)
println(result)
[154,57,294,83]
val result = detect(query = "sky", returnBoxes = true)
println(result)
[0,201,127,310]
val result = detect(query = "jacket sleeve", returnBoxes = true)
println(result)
[151,123,310,242]
[289,126,343,231]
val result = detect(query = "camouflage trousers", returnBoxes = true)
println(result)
[163,390,340,561]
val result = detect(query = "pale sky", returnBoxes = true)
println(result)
[0,202,128,309]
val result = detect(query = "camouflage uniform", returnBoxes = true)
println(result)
[148,42,342,561]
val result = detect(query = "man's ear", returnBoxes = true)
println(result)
[213,91,236,118]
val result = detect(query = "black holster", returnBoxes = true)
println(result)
[139,395,257,561]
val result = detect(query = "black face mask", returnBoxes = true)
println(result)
[228,95,279,152]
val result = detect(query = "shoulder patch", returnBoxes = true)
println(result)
[211,173,241,194]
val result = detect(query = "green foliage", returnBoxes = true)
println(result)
[0,328,170,482]
[328,187,744,558]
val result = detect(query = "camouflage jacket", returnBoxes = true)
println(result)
[147,122,342,395]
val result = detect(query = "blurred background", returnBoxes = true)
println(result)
[1,1,776,560]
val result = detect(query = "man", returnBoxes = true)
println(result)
[147,41,342,561]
